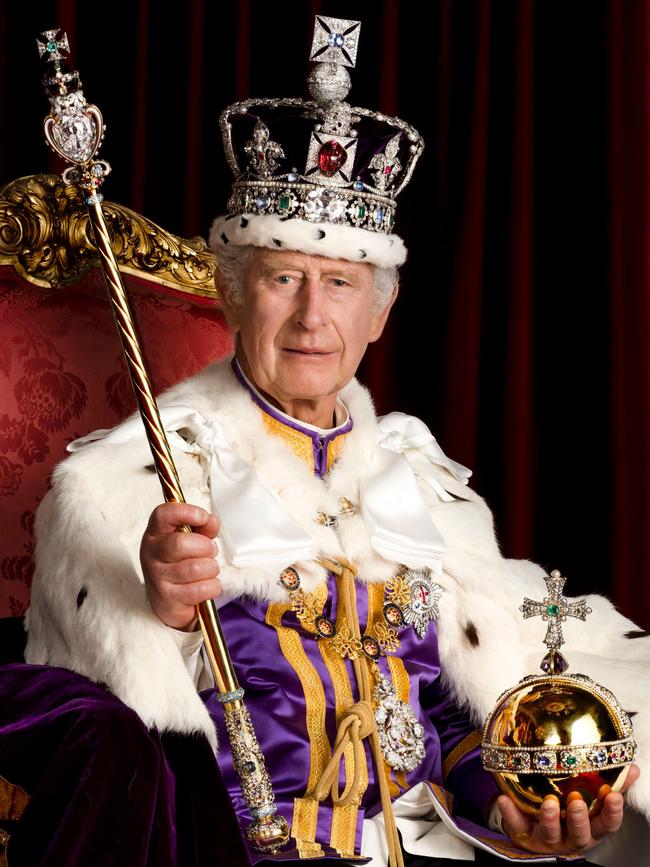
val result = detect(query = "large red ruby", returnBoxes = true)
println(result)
[318,141,347,176]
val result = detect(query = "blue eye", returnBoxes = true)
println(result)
[277,275,292,284]
[332,279,348,287]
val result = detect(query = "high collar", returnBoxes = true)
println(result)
[231,357,353,477]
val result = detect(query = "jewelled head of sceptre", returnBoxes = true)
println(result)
[210,15,424,269]
[36,28,110,198]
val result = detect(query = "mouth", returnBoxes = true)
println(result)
[283,348,334,356]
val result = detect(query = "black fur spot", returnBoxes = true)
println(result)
[240,216,249,228]
[144,464,156,473]
[358,249,367,259]
[625,630,650,639]
[628,710,638,718]
[315,229,326,239]
[220,232,229,244]
[76,586,88,609]
[389,239,394,245]
[224,214,237,221]
[464,621,480,647]
[279,215,292,222]
[272,238,282,247]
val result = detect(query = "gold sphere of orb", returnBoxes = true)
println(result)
[482,674,636,818]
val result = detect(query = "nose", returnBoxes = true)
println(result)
[296,276,328,330]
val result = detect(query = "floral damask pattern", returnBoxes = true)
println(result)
[15,358,87,433]
[0,264,233,618]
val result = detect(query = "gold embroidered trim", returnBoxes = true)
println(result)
[322,574,368,856]
[292,796,323,857]
[330,803,359,857]
[265,602,330,795]
[260,412,350,475]
[441,729,483,780]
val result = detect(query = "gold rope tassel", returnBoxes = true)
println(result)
[314,563,405,867]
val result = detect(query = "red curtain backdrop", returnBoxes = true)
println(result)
[2,0,650,628]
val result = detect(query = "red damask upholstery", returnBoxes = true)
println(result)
[0,181,232,618]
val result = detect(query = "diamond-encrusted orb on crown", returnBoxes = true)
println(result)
[482,570,636,818]
[307,62,352,108]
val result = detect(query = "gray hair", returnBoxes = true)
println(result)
[216,244,398,313]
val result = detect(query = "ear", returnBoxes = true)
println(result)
[215,270,242,333]
[368,283,399,343]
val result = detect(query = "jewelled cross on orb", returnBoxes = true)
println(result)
[520,570,592,675]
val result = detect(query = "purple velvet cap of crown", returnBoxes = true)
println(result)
[209,98,423,268]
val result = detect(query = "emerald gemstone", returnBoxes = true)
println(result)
[47,41,57,52]
[390,213,396,227]
[565,755,577,766]
[547,604,559,616]
[279,195,290,210]
[357,205,365,219]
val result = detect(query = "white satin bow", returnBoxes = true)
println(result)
[69,406,468,575]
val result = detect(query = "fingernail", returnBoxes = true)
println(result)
[598,784,612,800]
[566,791,584,804]
[542,796,559,814]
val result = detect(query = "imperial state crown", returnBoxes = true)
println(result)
[209,15,424,269]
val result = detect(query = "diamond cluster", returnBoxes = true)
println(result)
[374,673,426,773]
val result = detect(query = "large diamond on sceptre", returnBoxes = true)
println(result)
[482,570,636,817]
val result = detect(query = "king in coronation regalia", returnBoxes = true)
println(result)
[5,14,650,867]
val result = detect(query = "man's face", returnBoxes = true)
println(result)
[220,248,395,420]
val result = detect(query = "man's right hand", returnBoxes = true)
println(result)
[140,503,221,632]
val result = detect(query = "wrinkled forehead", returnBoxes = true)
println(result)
[248,246,375,280]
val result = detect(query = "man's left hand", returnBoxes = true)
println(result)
[497,763,640,854]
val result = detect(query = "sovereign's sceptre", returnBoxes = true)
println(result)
[35,28,290,853]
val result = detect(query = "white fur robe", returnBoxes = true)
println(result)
[25,359,650,860]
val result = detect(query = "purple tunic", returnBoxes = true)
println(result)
[208,573,499,860]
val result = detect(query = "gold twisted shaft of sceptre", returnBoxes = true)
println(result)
[36,29,290,853]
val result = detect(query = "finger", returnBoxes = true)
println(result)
[146,503,214,536]
[565,795,591,850]
[159,557,220,587]
[536,795,563,848]
[590,792,625,840]
[192,512,220,539]
[166,575,222,607]
[496,795,532,839]
[619,763,641,793]
[151,530,218,565]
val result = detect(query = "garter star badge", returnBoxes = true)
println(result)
[400,568,442,639]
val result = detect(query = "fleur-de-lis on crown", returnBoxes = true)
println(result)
[369,134,403,192]
[243,120,285,179]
